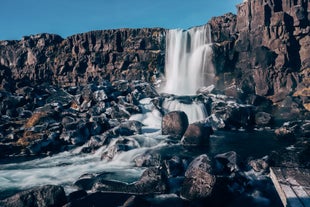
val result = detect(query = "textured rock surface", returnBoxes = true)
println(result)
[162,111,189,138]
[0,185,67,207]
[0,28,165,89]
[0,1,308,117]
[181,123,213,146]
[181,154,216,200]
[210,0,309,116]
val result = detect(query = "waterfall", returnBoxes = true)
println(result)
[163,24,215,95]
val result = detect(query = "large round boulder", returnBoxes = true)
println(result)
[181,123,213,146]
[162,111,189,138]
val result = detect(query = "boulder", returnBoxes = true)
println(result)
[163,156,185,177]
[92,167,168,195]
[0,185,67,207]
[162,111,189,138]
[181,154,216,200]
[101,137,140,160]
[214,151,242,174]
[64,192,131,207]
[181,123,213,146]
[248,156,270,173]
[254,112,272,126]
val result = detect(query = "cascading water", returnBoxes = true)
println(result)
[161,24,215,123]
[163,24,215,95]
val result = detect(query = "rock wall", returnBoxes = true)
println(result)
[0,0,308,112]
[0,28,165,90]
[210,0,309,111]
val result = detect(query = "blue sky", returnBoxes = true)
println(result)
[0,0,242,40]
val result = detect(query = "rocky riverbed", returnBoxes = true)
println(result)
[0,79,309,207]
[0,0,309,206]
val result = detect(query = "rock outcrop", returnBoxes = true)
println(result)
[210,0,309,116]
[0,28,165,89]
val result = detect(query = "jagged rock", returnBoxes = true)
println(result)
[181,154,216,200]
[67,190,88,202]
[181,123,213,146]
[134,152,162,167]
[162,111,189,138]
[214,151,242,174]
[163,156,185,177]
[248,156,269,173]
[0,185,67,207]
[64,192,131,207]
[210,96,254,129]
[122,196,150,207]
[0,29,165,88]
[101,137,140,160]
[91,167,168,195]
[274,121,300,140]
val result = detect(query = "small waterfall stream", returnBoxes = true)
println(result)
[161,24,214,123]
[163,24,215,95]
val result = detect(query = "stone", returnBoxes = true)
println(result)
[255,112,272,126]
[181,123,213,146]
[163,156,185,177]
[214,151,242,174]
[91,167,168,195]
[64,192,131,207]
[134,152,162,167]
[181,154,216,200]
[0,29,165,87]
[162,111,189,138]
[248,156,269,173]
[101,137,140,160]
[121,195,149,207]
[0,185,67,207]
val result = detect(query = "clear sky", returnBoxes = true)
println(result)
[0,0,242,40]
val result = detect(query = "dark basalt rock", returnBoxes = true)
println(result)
[255,112,272,126]
[214,151,242,174]
[0,185,67,207]
[64,192,131,207]
[88,166,168,195]
[210,0,309,118]
[181,154,216,200]
[181,123,213,146]
[162,111,189,138]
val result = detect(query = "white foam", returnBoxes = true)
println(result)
[162,98,207,123]
[163,25,215,95]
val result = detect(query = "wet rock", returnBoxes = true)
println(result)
[101,137,140,160]
[134,152,162,167]
[162,111,189,138]
[214,151,242,174]
[255,112,272,126]
[92,167,168,195]
[205,114,226,130]
[121,195,150,207]
[67,190,87,202]
[248,156,270,173]
[133,166,168,194]
[181,154,216,200]
[274,121,300,140]
[181,123,213,146]
[209,95,255,129]
[0,185,67,207]
[163,156,185,177]
[64,192,131,207]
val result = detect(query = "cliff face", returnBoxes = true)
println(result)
[210,0,309,112]
[0,28,165,89]
[0,0,309,113]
